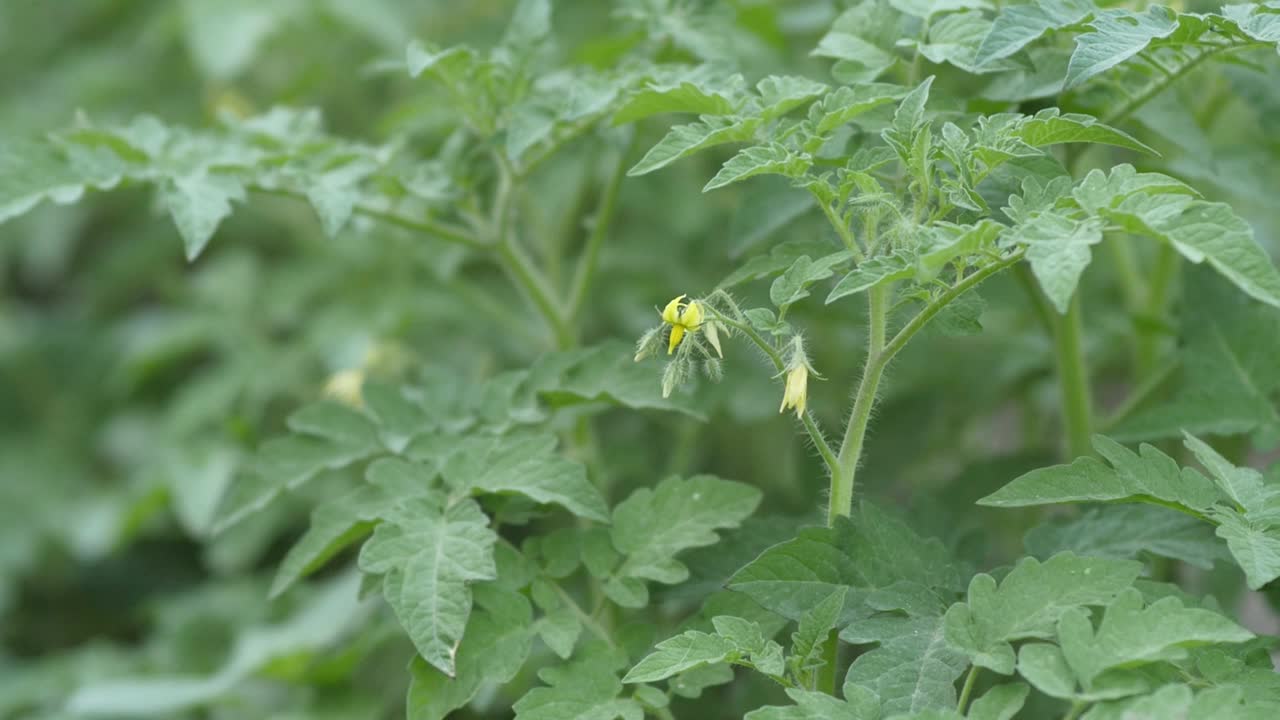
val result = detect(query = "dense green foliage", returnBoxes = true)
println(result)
[4,0,1280,718]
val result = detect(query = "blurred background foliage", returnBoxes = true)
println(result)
[2,0,1279,718]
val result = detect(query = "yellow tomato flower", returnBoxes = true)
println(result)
[779,363,809,419]
[661,295,703,354]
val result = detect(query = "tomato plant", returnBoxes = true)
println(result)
[4,1,1280,718]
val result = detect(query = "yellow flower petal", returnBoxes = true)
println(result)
[661,295,686,325]
[679,300,702,330]
[667,324,686,354]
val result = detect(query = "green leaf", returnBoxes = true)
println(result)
[1024,504,1227,570]
[1212,512,1280,591]
[442,433,608,522]
[1065,7,1180,90]
[0,139,122,224]
[844,612,968,716]
[1071,164,1197,215]
[812,31,896,72]
[407,586,535,720]
[628,116,760,176]
[513,649,644,720]
[1183,433,1277,511]
[1082,684,1280,720]
[745,687,879,720]
[704,144,812,192]
[771,251,856,308]
[1058,588,1253,685]
[973,0,1094,66]
[826,250,918,304]
[270,481,397,598]
[1014,109,1155,155]
[501,0,552,50]
[809,83,908,135]
[623,631,736,683]
[754,75,828,120]
[611,475,761,585]
[613,76,744,124]
[1012,211,1104,313]
[791,587,847,674]
[1014,642,1142,702]
[730,504,963,625]
[967,682,1030,720]
[942,553,1143,675]
[358,496,498,676]
[1114,270,1280,440]
[977,435,1223,513]
[1102,196,1280,308]
[162,171,246,260]
[215,401,385,533]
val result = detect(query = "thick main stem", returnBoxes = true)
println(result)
[829,285,888,526]
[1053,295,1094,458]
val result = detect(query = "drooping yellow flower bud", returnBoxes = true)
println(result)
[779,363,808,419]
[777,335,819,419]
[660,294,703,354]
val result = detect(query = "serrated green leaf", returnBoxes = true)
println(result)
[407,586,534,720]
[1024,504,1227,570]
[1184,433,1278,511]
[613,77,744,124]
[974,0,1094,67]
[791,587,847,673]
[771,251,856,307]
[967,682,1029,720]
[1014,109,1155,155]
[826,250,918,304]
[812,31,896,69]
[711,615,765,654]
[704,144,812,192]
[1082,684,1280,720]
[611,475,760,585]
[943,553,1143,675]
[623,631,736,683]
[810,83,908,135]
[628,116,760,176]
[1212,511,1280,591]
[745,687,880,720]
[978,435,1223,513]
[1010,211,1103,313]
[1059,589,1252,685]
[1065,7,1180,89]
[270,481,399,598]
[1014,642,1144,702]
[442,432,608,522]
[358,496,497,676]
[1094,193,1280,308]
[730,504,963,624]
[162,171,246,260]
[536,605,582,660]
[843,612,968,715]
[514,649,643,720]
[1071,164,1197,215]
[755,75,828,121]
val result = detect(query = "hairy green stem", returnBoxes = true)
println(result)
[1053,296,1094,459]
[708,310,839,475]
[830,284,888,526]
[829,253,1025,525]
[957,665,980,714]
[1062,701,1086,720]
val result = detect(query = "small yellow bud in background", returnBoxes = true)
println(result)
[324,368,366,408]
